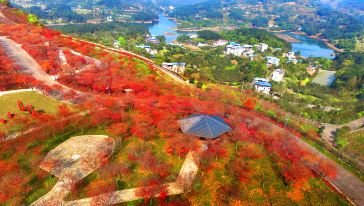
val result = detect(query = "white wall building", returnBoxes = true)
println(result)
[226,43,254,57]
[189,34,199,39]
[271,69,285,82]
[266,56,280,66]
[253,78,272,94]
[256,43,268,52]
[213,39,229,47]
[136,45,158,55]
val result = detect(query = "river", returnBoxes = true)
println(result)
[148,13,193,43]
[282,32,335,59]
[148,14,335,59]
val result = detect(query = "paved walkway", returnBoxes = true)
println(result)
[63,151,200,206]
[0,88,35,97]
[322,118,364,145]
[31,135,115,206]
[31,140,199,206]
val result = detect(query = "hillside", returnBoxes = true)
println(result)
[0,3,363,206]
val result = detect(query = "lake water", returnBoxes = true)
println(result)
[148,13,192,43]
[148,15,335,59]
[283,33,335,59]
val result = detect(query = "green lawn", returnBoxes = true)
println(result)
[0,91,67,119]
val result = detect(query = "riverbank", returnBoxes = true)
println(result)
[275,33,301,43]
[172,25,237,32]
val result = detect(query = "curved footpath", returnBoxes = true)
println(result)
[0,88,35,97]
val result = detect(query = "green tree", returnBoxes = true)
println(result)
[118,36,126,46]
[27,14,39,24]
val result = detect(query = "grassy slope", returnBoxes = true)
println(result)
[342,130,364,163]
[0,91,67,119]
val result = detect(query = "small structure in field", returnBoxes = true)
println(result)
[178,114,232,139]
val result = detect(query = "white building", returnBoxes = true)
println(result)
[189,34,199,39]
[213,39,229,47]
[271,69,285,82]
[106,16,113,22]
[256,43,268,52]
[226,42,254,57]
[113,40,120,48]
[253,78,272,94]
[197,42,208,47]
[162,62,186,74]
[136,45,158,55]
[284,52,295,59]
[283,52,298,64]
[307,65,317,76]
[146,36,160,44]
[266,56,280,66]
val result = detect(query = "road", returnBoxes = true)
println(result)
[322,118,364,145]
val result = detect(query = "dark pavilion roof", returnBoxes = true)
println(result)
[178,114,232,139]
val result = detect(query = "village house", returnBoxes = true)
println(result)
[266,56,280,66]
[146,36,160,44]
[283,52,298,64]
[226,42,254,57]
[162,62,186,74]
[113,40,120,48]
[256,43,269,52]
[189,34,199,39]
[271,69,285,82]
[307,65,317,76]
[213,39,229,47]
[284,51,295,59]
[197,42,209,47]
[136,45,158,55]
[253,78,272,94]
